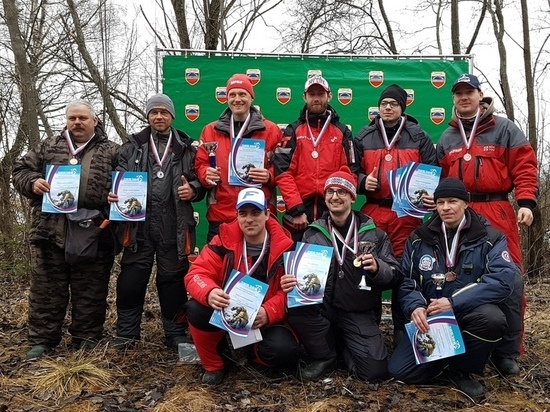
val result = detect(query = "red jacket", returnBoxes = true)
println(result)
[195,107,282,223]
[184,216,293,325]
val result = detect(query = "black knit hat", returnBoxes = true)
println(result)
[378,84,407,113]
[433,178,470,202]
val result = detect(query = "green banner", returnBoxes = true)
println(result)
[162,53,470,248]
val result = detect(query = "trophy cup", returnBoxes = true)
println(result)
[203,142,219,168]
[431,273,446,298]
[354,241,375,291]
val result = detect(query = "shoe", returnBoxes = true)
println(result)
[26,344,51,360]
[300,357,337,382]
[111,336,139,350]
[449,370,484,399]
[490,356,520,376]
[164,335,193,349]
[201,369,225,385]
[73,338,98,350]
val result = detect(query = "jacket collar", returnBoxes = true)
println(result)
[416,208,488,246]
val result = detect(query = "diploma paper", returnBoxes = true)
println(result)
[228,138,265,187]
[41,165,81,214]
[109,171,147,222]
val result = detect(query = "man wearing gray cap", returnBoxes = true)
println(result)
[109,93,205,349]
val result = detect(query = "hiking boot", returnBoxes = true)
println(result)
[201,369,225,385]
[111,336,139,350]
[490,356,520,376]
[300,357,337,382]
[26,344,51,360]
[164,335,193,350]
[449,370,484,399]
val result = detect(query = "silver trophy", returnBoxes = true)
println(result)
[431,273,446,299]
[355,241,375,290]
[203,142,219,168]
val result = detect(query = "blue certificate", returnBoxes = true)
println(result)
[209,269,269,337]
[405,310,465,364]
[109,171,147,221]
[285,242,333,308]
[41,164,81,214]
[228,138,265,187]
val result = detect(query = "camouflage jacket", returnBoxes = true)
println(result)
[12,125,118,247]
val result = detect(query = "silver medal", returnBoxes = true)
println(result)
[69,158,78,165]
[311,150,319,159]
[464,153,472,161]
[385,154,392,161]
[338,269,344,278]
[157,171,164,179]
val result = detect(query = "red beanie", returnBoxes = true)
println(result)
[324,166,357,199]
[226,74,255,99]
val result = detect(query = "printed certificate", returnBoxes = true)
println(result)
[41,164,81,214]
[228,138,265,187]
[285,242,333,308]
[209,269,269,337]
[109,171,147,221]
[405,310,465,364]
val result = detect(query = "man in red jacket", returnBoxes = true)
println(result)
[185,188,299,384]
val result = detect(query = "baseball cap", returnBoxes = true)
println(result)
[236,188,267,210]
[304,75,330,93]
[451,73,481,92]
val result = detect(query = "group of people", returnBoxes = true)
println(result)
[12,71,537,399]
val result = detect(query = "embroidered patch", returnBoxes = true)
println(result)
[419,254,434,271]
[501,250,511,262]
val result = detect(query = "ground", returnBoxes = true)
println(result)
[0,271,549,412]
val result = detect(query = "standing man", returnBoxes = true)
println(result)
[436,73,538,375]
[109,93,204,349]
[274,75,357,243]
[281,167,401,381]
[389,178,518,399]
[12,100,118,359]
[185,188,300,385]
[195,74,281,242]
[353,83,437,344]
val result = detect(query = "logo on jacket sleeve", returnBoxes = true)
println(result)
[185,68,200,85]
[430,108,445,125]
[431,71,446,89]
[368,107,379,122]
[501,250,511,262]
[419,254,435,271]
[369,71,384,88]
[406,89,415,106]
[215,87,227,104]
[276,87,291,105]
[185,104,200,122]
[246,69,261,85]
[337,88,353,105]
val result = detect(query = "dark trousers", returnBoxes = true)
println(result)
[28,241,113,346]
[388,304,508,383]
[494,269,524,358]
[288,303,388,381]
[116,239,189,338]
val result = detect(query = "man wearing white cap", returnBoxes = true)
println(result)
[274,75,358,243]
[185,188,299,385]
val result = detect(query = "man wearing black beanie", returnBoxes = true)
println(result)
[353,83,437,346]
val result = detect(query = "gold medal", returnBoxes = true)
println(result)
[311,150,319,159]
[69,158,78,165]
[464,153,472,161]
[353,257,362,267]
[385,153,392,161]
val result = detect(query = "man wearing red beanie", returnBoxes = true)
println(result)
[280,166,401,382]
[195,74,282,241]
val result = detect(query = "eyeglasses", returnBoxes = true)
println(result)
[379,100,400,108]
[326,189,349,197]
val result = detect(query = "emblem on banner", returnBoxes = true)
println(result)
[430,108,445,125]
[338,88,352,105]
[277,195,286,214]
[276,87,291,105]
[185,68,200,85]
[246,69,261,85]
[369,71,384,88]
[307,69,323,79]
[346,124,352,133]
[215,87,227,104]
[253,105,261,113]
[405,89,415,106]
[431,71,446,89]
[185,104,200,122]
[368,107,379,122]
[277,124,288,133]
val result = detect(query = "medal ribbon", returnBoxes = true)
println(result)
[242,232,269,276]
[457,108,481,150]
[441,215,467,269]
[230,113,252,140]
[64,130,93,157]
[378,116,406,150]
[149,131,173,169]
[329,214,358,267]
[306,110,332,150]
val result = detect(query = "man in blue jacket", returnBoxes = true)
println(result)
[388,178,519,399]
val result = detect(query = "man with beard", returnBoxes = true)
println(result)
[109,93,204,350]
[274,75,357,243]
[434,74,538,376]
